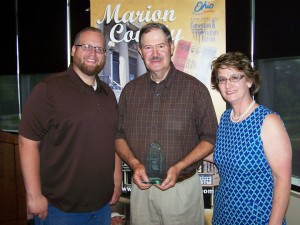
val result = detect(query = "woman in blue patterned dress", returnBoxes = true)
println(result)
[207,52,292,225]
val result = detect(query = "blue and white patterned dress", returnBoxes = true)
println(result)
[212,105,286,225]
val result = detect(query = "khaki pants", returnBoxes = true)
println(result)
[130,173,204,225]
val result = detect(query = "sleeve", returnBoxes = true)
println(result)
[115,86,127,140]
[194,83,218,145]
[19,82,54,141]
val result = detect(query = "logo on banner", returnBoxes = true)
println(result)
[193,1,215,15]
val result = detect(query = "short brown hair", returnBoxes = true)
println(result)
[73,27,105,45]
[138,22,173,48]
[211,52,261,95]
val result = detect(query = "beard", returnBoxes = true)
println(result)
[73,56,104,77]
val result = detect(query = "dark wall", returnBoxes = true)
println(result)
[2,1,299,75]
[254,1,300,59]
[1,0,90,75]
[226,0,300,59]
[70,0,91,45]
[226,0,252,57]
[1,1,17,74]
[18,1,67,74]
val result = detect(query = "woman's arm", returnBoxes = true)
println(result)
[261,114,292,225]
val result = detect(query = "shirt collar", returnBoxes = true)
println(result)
[68,65,108,95]
[147,62,177,89]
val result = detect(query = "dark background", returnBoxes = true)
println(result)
[226,0,300,59]
[1,0,90,74]
[1,0,300,75]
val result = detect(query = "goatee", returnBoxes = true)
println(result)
[74,57,104,77]
[80,63,102,77]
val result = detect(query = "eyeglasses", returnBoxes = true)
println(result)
[75,44,106,54]
[217,74,245,84]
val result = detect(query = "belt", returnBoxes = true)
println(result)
[177,170,196,183]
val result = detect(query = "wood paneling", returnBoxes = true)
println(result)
[0,131,27,225]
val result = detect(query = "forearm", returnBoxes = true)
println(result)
[115,138,151,188]
[19,135,42,199]
[110,153,123,205]
[155,141,214,190]
[269,176,291,224]
[114,153,123,188]
[173,141,214,172]
[115,138,141,170]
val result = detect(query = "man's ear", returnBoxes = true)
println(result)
[138,47,143,59]
[71,45,76,57]
[170,42,175,56]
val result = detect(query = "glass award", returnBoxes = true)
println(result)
[143,141,165,185]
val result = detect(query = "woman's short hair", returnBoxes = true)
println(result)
[210,51,261,95]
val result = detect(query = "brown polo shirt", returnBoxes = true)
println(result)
[19,66,118,212]
[117,63,218,176]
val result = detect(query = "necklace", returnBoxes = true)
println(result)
[230,100,256,123]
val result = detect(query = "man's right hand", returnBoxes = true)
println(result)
[27,194,48,220]
[132,163,152,189]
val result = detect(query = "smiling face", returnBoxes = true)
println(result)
[71,30,106,77]
[138,28,174,82]
[217,67,253,104]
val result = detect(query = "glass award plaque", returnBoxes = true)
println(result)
[143,141,165,185]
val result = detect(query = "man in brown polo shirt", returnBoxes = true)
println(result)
[19,27,121,225]
[116,22,218,225]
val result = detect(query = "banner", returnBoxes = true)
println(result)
[90,0,226,120]
[90,0,224,210]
